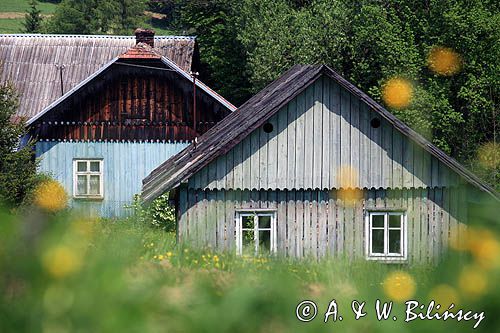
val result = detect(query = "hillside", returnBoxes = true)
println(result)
[0,0,174,34]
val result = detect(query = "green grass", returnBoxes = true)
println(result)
[0,0,58,15]
[0,204,499,332]
[0,18,23,33]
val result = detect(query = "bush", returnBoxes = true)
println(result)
[127,192,176,231]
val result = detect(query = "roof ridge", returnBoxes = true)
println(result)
[0,34,195,40]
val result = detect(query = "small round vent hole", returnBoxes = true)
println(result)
[370,118,381,128]
[263,123,274,133]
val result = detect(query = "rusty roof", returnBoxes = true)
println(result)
[0,34,196,120]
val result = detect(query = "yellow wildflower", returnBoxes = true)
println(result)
[382,271,416,302]
[166,252,173,258]
[33,180,68,212]
[427,46,462,76]
[42,245,82,279]
[381,77,413,109]
[158,255,164,260]
[428,284,460,310]
[458,266,488,298]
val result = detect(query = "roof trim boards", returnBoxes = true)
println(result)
[26,52,236,126]
[141,64,499,202]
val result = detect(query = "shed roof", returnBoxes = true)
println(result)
[0,34,196,121]
[142,64,499,202]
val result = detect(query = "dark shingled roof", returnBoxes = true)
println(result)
[0,34,196,121]
[142,65,499,202]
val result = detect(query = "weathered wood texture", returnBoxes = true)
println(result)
[36,140,189,217]
[31,64,228,141]
[188,76,461,190]
[0,34,196,120]
[178,187,467,263]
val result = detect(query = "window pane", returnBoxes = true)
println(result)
[77,161,87,172]
[90,161,100,172]
[258,216,271,229]
[389,230,401,254]
[258,230,271,253]
[372,215,384,228]
[242,230,254,255]
[77,175,87,195]
[389,214,402,228]
[89,175,100,195]
[242,216,254,229]
[372,229,384,254]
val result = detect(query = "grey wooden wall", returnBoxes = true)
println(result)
[188,76,462,191]
[178,186,467,263]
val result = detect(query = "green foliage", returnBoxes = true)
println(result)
[45,0,146,34]
[171,0,498,188]
[127,193,176,231]
[0,82,39,208]
[23,0,43,33]
[0,201,499,332]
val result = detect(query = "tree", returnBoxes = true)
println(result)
[46,0,146,35]
[0,82,39,208]
[23,0,43,33]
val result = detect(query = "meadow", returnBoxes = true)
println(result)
[1,195,499,333]
[0,0,175,35]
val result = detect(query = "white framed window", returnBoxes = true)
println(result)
[365,211,407,261]
[236,210,277,255]
[73,159,104,199]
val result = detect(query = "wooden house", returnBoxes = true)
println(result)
[142,65,498,263]
[0,30,236,216]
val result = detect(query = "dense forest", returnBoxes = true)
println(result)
[24,0,500,189]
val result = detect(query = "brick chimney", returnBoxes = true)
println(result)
[135,28,155,48]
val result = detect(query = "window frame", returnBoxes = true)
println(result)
[365,211,407,262]
[73,159,104,199]
[235,210,277,255]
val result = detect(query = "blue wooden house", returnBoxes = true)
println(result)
[0,29,235,216]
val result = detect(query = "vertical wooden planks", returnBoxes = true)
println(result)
[340,87,351,175]
[402,136,414,188]
[250,130,260,189]
[295,191,304,257]
[327,190,337,256]
[225,149,234,189]
[304,85,315,188]
[233,142,243,189]
[318,191,328,257]
[392,129,404,188]
[322,77,331,189]
[242,135,252,190]
[381,120,393,188]
[267,114,278,189]
[330,81,341,189]
[216,189,225,250]
[225,190,236,251]
[277,106,288,188]
[287,191,296,257]
[287,98,297,189]
[178,186,188,241]
[350,90,360,187]
[311,191,319,258]
[336,194,344,255]
[259,121,269,189]
[277,191,288,254]
[313,78,323,189]
[359,104,370,186]
[206,190,217,248]
[303,191,312,256]
[295,93,305,189]
[370,109,382,188]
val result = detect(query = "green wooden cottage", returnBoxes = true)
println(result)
[142,65,498,263]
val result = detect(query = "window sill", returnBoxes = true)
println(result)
[73,196,104,201]
[366,256,407,264]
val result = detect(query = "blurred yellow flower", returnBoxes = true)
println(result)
[34,180,68,212]
[477,142,500,170]
[427,46,462,76]
[468,229,500,269]
[381,77,413,109]
[382,271,416,302]
[448,223,467,251]
[428,284,460,310]
[458,265,488,298]
[166,252,173,258]
[42,245,82,279]
[336,165,363,206]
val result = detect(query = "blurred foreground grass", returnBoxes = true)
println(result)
[1,201,500,333]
